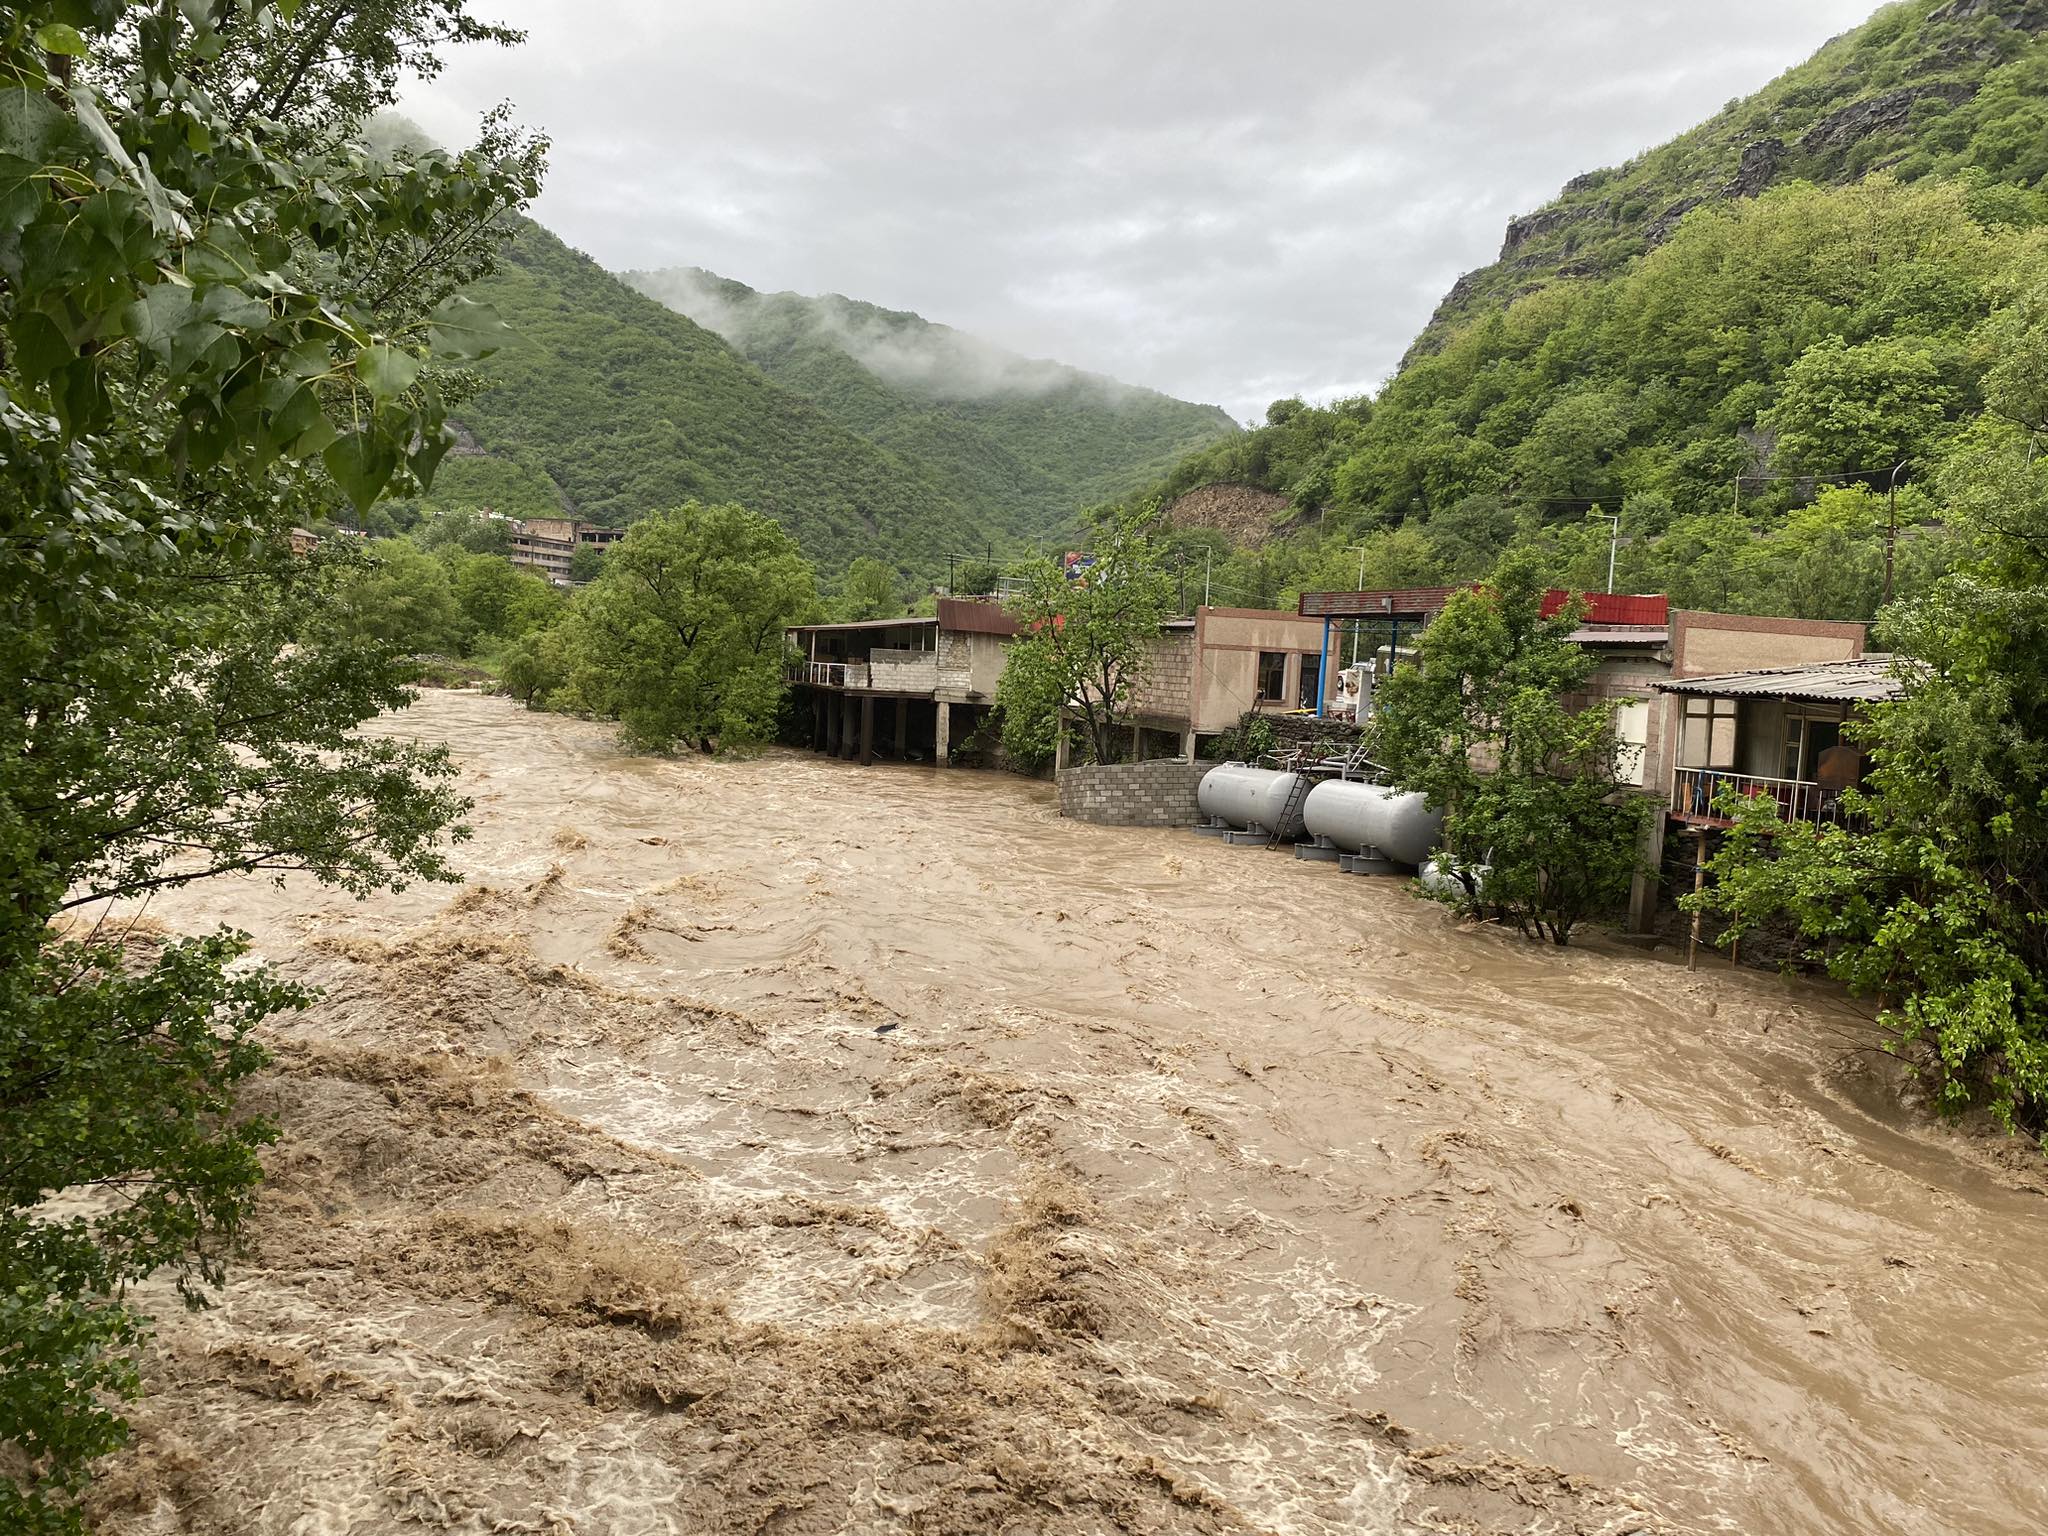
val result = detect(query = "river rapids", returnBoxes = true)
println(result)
[84,690,2048,1536]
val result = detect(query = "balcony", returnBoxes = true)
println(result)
[786,652,944,693]
[1671,768,1831,827]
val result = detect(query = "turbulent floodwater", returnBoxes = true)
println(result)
[87,690,2048,1536]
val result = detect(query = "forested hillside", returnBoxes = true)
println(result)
[1146,0,2048,623]
[396,224,989,574]
[1419,0,2048,346]
[623,267,1236,544]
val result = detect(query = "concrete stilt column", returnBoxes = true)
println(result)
[1054,714,1070,773]
[1627,805,1668,934]
[840,695,856,760]
[1180,724,1196,761]
[823,694,838,754]
[814,694,827,753]
[859,696,875,766]
[894,698,908,758]
[934,700,951,767]
[1130,720,1143,762]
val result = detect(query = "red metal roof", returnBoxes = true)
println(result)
[1300,585,1669,626]
[1541,590,1669,625]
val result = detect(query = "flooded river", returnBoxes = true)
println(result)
[92,690,2048,1535]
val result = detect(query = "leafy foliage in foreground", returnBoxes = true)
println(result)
[1371,558,1650,946]
[0,1,538,1523]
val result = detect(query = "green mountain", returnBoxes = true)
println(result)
[620,267,1237,547]
[1144,0,2048,625]
[398,226,1235,578]
[406,223,992,575]
[1418,0,2048,351]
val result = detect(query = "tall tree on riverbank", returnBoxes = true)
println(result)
[1370,556,1649,945]
[552,502,817,753]
[1697,290,2048,1132]
[0,3,543,1526]
[997,506,1176,768]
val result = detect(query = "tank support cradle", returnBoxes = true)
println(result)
[1190,817,1235,839]
[1221,823,1280,846]
[1338,848,1403,876]
[1294,836,1342,862]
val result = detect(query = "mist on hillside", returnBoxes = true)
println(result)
[625,266,1152,408]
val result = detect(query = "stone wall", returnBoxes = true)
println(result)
[1057,759,1207,827]
[1128,632,1194,723]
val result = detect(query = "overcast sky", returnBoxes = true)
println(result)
[402,1,1880,422]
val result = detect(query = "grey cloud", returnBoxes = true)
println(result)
[404,1,1880,421]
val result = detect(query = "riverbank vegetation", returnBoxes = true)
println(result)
[1694,295,2048,1134]
[1369,558,1651,947]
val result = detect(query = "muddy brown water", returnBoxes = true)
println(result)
[85,690,2048,1536]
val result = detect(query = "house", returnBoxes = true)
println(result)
[784,599,1019,766]
[1296,588,1873,798]
[1654,654,1906,829]
[505,516,624,585]
[1056,605,1344,768]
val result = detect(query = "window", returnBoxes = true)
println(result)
[1298,651,1323,709]
[1257,650,1287,702]
[1613,698,1649,787]
[1678,697,1737,770]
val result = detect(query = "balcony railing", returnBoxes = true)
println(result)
[1671,767,1830,826]
[787,660,868,689]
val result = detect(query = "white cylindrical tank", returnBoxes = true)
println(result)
[1370,790,1444,868]
[1302,779,1392,853]
[1420,855,1487,900]
[1302,781,1443,867]
[1198,763,1307,837]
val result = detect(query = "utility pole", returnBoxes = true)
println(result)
[1590,511,1620,593]
[1346,544,1370,664]
[1203,546,1212,607]
[1883,459,1908,607]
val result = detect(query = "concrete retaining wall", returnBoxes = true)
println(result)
[1057,759,1207,827]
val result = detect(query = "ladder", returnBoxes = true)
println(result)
[1268,771,1314,847]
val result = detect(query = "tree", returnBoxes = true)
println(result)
[327,540,465,655]
[1758,335,1953,478]
[568,541,608,583]
[0,4,541,1526]
[558,502,816,752]
[446,550,563,651]
[998,506,1175,767]
[1695,299,2048,1131]
[1370,555,1649,945]
[838,555,902,620]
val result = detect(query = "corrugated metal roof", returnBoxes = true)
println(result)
[1570,626,1668,646]
[1299,586,1460,619]
[936,597,1020,637]
[1656,655,1908,703]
